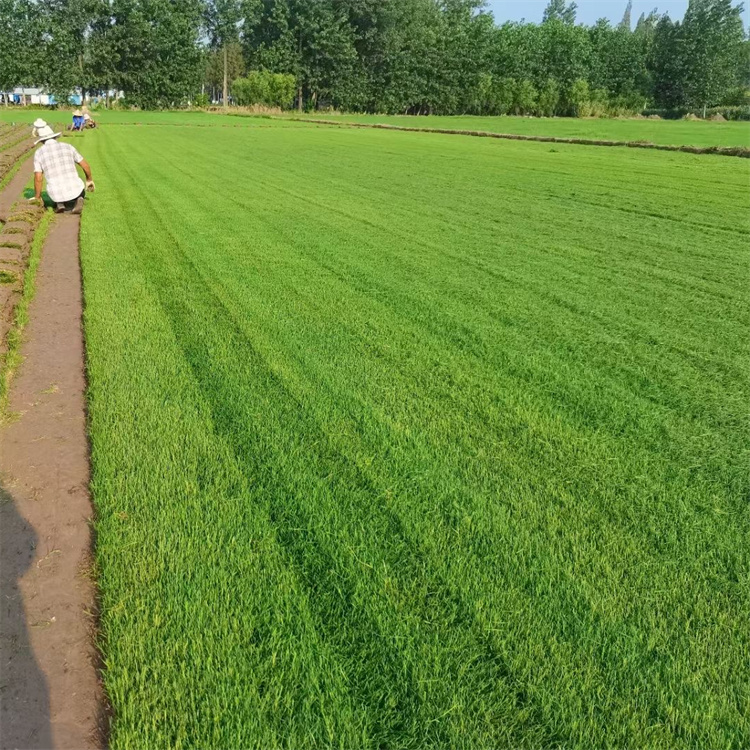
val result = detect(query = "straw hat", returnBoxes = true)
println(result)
[73,109,83,116]
[32,118,47,137]
[34,124,62,144]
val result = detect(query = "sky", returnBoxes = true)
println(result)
[486,0,750,26]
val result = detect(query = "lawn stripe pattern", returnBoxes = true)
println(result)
[80,122,749,748]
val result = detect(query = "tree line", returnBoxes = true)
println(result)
[1,0,747,115]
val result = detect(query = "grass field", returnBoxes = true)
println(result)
[2,107,748,148]
[0,108,298,128]
[75,119,750,747]
[289,112,750,148]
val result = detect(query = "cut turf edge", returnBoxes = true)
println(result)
[0,209,52,417]
[291,118,750,158]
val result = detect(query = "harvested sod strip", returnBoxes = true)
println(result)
[289,112,750,149]
[80,122,750,748]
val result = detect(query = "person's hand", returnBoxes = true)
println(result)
[86,180,95,192]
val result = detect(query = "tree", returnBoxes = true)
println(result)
[634,8,660,41]
[619,0,633,30]
[2,0,746,115]
[537,19,591,93]
[589,19,649,99]
[512,79,537,114]
[232,70,295,105]
[241,0,356,110]
[542,0,577,25]
[0,0,41,102]
[111,0,205,108]
[205,0,243,107]
[35,0,97,100]
[85,0,119,105]
[681,0,746,115]
[649,15,685,108]
[205,42,245,102]
[566,77,590,115]
[536,77,560,115]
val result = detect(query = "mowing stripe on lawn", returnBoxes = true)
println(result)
[81,122,749,748]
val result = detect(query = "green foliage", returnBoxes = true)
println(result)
[681,0,747,111]
[79,114,750,748]
[542,0,578,25]
[722,86,750,106]
[205,42,245,96]
[232,70,296,107]
[0,0,42,92]
[566,77,590,116]
[704,104,750,120]
[110,0,205,108]
[193,92,209,107]
[1,0,747,115]
[512,79,537,115]
[588,86,610,117]
[536,77,560,116]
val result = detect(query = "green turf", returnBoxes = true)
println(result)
[0,108,304,128]
[0,108,216,125]
[79,121,749,748]
[2,107,748,147]
[288,112,750,148]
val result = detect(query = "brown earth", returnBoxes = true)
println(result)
[0,157,34,223]
[0,199,45,363]
[0,141,34,187]
[0,213,103,749]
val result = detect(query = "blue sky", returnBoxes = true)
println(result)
[486,0,750,26]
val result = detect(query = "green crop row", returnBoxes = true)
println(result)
[80,121,750,748]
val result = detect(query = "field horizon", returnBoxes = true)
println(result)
[2,107,749,149]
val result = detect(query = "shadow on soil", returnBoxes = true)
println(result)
[0,484,53,750]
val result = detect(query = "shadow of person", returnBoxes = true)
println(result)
[0,485,53,750]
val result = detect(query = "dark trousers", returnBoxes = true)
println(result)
[57,189,85,211]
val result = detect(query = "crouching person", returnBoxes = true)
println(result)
[33,125,95,214]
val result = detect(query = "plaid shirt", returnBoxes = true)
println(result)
[33,140,85,203]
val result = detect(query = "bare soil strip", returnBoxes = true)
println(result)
[297,118,750,158]
[0,140,34,194]
[0,157,34,223]
[0,213,103,749]
[0,200,46,386]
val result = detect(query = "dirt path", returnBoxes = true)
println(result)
[0,156,34,223]
[0,214,103,749]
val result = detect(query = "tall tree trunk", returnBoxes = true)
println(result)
[298,86,303,112]
[223,44,228,109]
